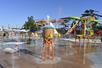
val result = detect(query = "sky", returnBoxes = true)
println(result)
[0,0,102,28]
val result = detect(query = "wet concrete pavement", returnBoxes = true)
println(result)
[0,46,92,68]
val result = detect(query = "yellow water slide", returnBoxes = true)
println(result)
[65,21,79,35]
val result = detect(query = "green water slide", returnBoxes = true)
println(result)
[61,16,80,35]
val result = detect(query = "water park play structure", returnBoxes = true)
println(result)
[36,15,100,42]
[59,9,102,44]
[60,16,101,44]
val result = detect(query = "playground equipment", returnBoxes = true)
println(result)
[60,16,99,44]
[75,17,99,43]
[61,16,80,35]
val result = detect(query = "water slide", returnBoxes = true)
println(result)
[65,21,79,35]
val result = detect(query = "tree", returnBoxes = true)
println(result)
[23,16,35,29]
[23,16,40,31]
